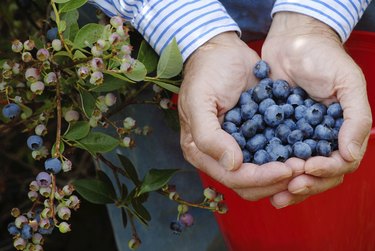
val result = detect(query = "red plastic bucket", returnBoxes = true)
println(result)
[199,31,375,251]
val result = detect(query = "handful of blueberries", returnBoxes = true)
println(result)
[223,60,343,164]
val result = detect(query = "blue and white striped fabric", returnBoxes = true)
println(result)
[272,0,373,42]
[88,0,240,61]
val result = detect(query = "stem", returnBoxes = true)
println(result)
[157,190,215,210]
[127,209,141,242]
[97,154,127,177]
[51,0,73,57]
[54,72,62,157]
[49,174,57,223]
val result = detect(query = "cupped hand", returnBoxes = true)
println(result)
[178,32,293,201]
[262,12,372,208]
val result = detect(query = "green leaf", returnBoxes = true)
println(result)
[73,50,87,60]
[29,34,44,49]
[89,74,131,92]
[124,60,147,82]
[61,10,79,40]
[137,169,179,196]
[77,132,119,154]
[54,51,71,59]
[137,40,158,73]
[54,0,71,3]
[150,80,180,94]
[157,38,183,78]
[51,141,65,156]
[64,121,90,140]
[79,88,96,118]
[104,70,135,83]
[97,170,117,196]
[121,208,128,228]
[73,23,104,48]
[73,179,115,204]
[117,154,140,185]
[120,184,128,201]
[19,104,33,119]
[131,198,151,223]
[59,0,87,13]
[58,20,66,33]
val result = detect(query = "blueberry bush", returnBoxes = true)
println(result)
[0,1,226,250]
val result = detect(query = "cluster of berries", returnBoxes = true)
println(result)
[223,60,343,164]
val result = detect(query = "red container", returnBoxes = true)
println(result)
[199,31,375,251]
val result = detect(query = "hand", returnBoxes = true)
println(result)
[262,13,372,208]
[178,32,293,201]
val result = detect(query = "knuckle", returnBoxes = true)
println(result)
[235,189,261,202]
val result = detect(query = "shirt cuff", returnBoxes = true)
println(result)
[271,0,372,42]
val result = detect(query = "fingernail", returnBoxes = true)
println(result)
[348,142,361,161]
[291,187,308,194]
[275,201,294,209]
[219,151,234,170]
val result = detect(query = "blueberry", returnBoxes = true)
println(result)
[238,92,252,106]
[304,98,315,107]
[241,101,258,120]
[335,118,344,129]
[47,27,58,41]
[287,94,304,107]
[240,119,258,139]
[264,127,275,141]
[305,104,324,126]
[294,105,307,120]
[2,103,21,119]
[222,122,238,134]
[272,79,290,100]
[297,120,314,138]
[281,104,294,118]
[36,171,52,187]
[170,220,185,234]
[253,149,271,165]
[253,60,270,79]
[303,139,317,155]
[286,144,293,156]
[246,134,267,153]
[7,222,20,236]
[332,128,339,139]
[275,124,291,144]
[267,137,282,147]
[287,129,304,145]
[258,98,276,114]
[291,87,307,99]
[267,144,290,162]
[231,132,246,149]
[224,108,242,126]
[27,135,44,151]
[321,115,335,128]
[264,105,284,127]
[283,119,297,130]
[21,224,33,240]
[44,158,62,174]
[293,142,312,160]
[252,114,265,132]
[242,149,252,163]
[314,124,333,140]
[327,102,343,119]
[258,78,273,86]
[252,81,273,102]
[316,140,332,157]
[313,103,327,115]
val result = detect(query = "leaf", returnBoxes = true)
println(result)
[59,0,88,13]
[79,88,96,118]
[121,208,128,228]
[61,10,79,40]
[120,184,128,201]
[117,154,140,185]
[73,23,104,48]
[137,40,158,73]
[77,132,119,154]
[157,38,183,78]
[54,0,71,3]
[137,169,179,196]
[97,170,117,196]
[63,121,90,140]
[19,104,33,119]
[51,141,65,156]
[73,50,87,60]
[73,179,115,204]
[58,20,66,33]
[89,74,131,92]
[104,70,135,83]
[124,60,147,82]
[54,51,71,59]
[131,198,151,223]
[151,80,180,94]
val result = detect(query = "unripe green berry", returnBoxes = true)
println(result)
[33,244,44,251]
[15,215,28,228]
[159,98,171,109]
[23,40,35,51]
[36,49,50,61]
[105,93,116,106]
[32,233,43,245]
[29,181,40,192]
[128,237,141,250]
[177,204,189,214]
[41,208,52,218]
[57,207,71,221]
[44,72,57,85]
[12,63,21,75]
[13,237,27,250]
[62,159,72,172]
[28,191,39,202]
[25,68,41,83]
[203,187,217,201]
[39,218,51,229]
[11,208,21,218]
[58,222,71,233]
[22,52,33,62]
[51,39,62,51]
[64,110,79,122]
[91,45,103,57]
[62,184,74,196]
[122,136,134,148]
[123,117,136,129]
[11,40,23,53]
[35,124,47,136]
[169,191,179,200]
[110,16,123,28]
[39,186,52,197]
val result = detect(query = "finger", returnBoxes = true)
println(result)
[284,157,305,177]
[234,179,290,201]
[287,174,344,195]
[336,69,372,162]
[270,190,309,209]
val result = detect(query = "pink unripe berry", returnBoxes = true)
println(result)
[11,40,23,53]
[62,184,75,196]
[23,40,35,51]
[29,181,40,192]
[203,187,217,200]
[15,215,28,228]
[35,124,47,136]
[58,222,71,233]
[57,207,71,220]
[13,237,27,250]
[36,172,51,188]
[109,33,121,45]
[44,72,57,85]
[180,213,194,227]
[39,218,51,229]
[22,52,33,62]
[12,63,21,75]
[62,159,72,172]
[52,39,62,51]
[96,39,107,49]
[64,110,79,122]
[68,195,80,209]
[90,71,104,85]
[159,98,171,109]
[105,93,116,106]
[122,137,134,148]
[90,58,104,71]
[36,48,50,61]
[30,81,45,94]
[41,208,53,218]
[120,60,132,72]
[25,68,41,82]
[33,244,43,251]
[28,191,39,201]
[77,66,90,79]
[110,16,123,28]
[116,26,128,37]
[121,45,132,55]
[32,233,43,245]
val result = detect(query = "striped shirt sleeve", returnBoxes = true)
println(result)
[272,0,373,42]
[88,0,241,61]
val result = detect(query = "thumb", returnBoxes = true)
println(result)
[337,73,372,162]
